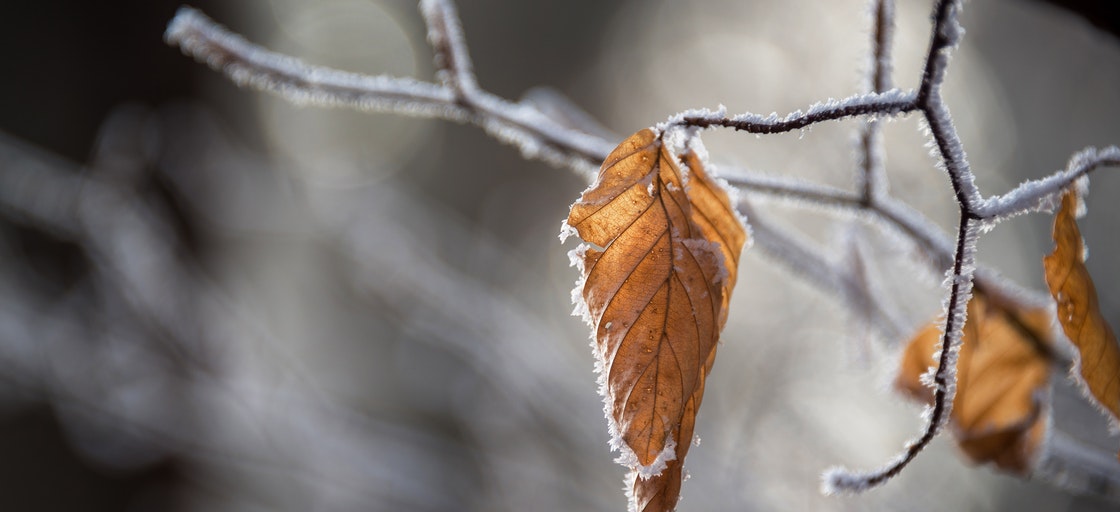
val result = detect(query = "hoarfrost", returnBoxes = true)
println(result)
[419,0,478,92]
[166,8,471,120]
[919,365,938,390]
[978,146,1120,222]
[821,465,865,495]
[820,449,904,495]
[938,2,965,47]
[629,436,678,480]
[654,106,727,134]
[660,125,693,161]
[623,470,639,512]
[558,219,578,243]
[568,244,593,327]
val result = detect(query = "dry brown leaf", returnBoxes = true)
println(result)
[1044,191,1120,429]
[566,128,745,511]
[896,292,1053,473]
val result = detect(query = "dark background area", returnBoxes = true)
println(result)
[0,2,218,510]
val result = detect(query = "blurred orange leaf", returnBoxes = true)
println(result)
[896,292,1053,473]
[566,128,745,511]
[1044,191,1120,429]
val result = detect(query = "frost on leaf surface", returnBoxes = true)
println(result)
[565,128,746,511]
[1044,191,1120,434]
[896,292,1054,473]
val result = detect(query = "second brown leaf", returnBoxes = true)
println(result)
[896,292,1053,473]
[1044,191,1120,432]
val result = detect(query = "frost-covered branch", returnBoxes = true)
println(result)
[868,0,896,96]
[1036,430,1120,502]
[857,0,895,201]
[668,90,917,135]
[164,7,613,181]
[978,146,1120,221]
[723,170,1050,316]
[165,8,465,118]
[724,173,863,210]
[419,0,478,95]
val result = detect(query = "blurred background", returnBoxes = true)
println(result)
[1,0,1119,510]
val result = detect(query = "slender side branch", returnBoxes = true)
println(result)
[858,114,888,202]
[724,171,1047,314]
[979,146,1120,221]
[165,8,466,118]
[1036,430,1120,501]
[868,0,895,94]
[165,7,613,180]
[727,171,954,268]
[725,173,862,209]
[420,0,479,95]
[667,90,918,135]
[857,0,895,201]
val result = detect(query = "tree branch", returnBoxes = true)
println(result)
[419,0,479,96]
[857,0,895,201]
[165,7,613,181]
[978,146,1120,221]
[667,90,918,135]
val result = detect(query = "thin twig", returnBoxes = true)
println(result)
[724,173,863,209]
[857,0,895,201]
[723,170,1049,312]
[165,7,613,181]
[419,0,479,95]
[669,90,918,135]
[978,146,1120,221]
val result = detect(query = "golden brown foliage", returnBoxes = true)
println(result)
[1044,191,1120,430]
[567,128,745,511]
[896,292,1053,473]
